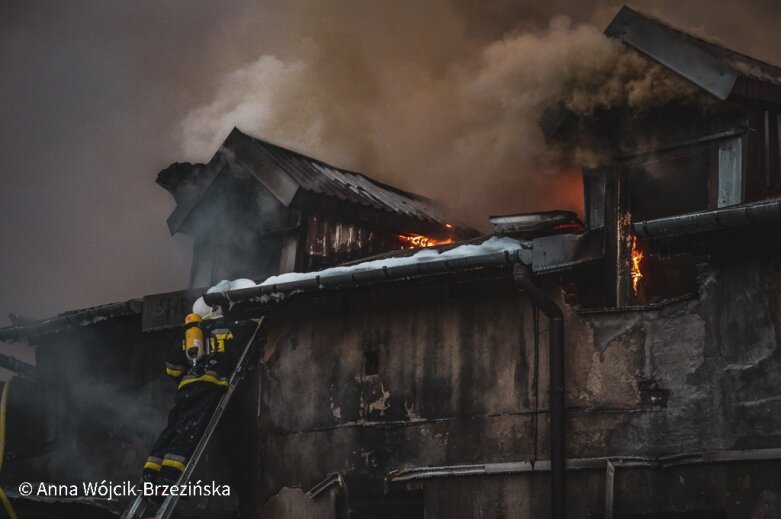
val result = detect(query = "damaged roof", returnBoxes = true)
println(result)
[0,299,143,343]
[158,128,464,235]
[0,288,207,342]
[606,6,781,101]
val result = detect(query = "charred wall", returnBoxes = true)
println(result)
[237,249,781,518]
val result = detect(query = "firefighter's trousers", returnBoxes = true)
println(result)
[142,383,224,484]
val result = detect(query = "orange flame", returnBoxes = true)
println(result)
[631,235,644,298]
[396,233,454,249]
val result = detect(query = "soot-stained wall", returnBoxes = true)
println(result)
[238,250,781,518]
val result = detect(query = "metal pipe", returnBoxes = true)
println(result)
[385,457,653,489]
[306,472,350,519]
[633,198,781,240]
[306,472,348,499]
[512,263,565,519]
[384,447,781,487]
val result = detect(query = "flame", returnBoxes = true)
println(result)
[631,235,644,298]
[396,233,454,249]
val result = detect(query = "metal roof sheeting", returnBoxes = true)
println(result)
[239,131,449,225]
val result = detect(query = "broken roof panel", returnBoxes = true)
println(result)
[605,6,781,100]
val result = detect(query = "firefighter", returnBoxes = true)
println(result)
[140,305,255,492]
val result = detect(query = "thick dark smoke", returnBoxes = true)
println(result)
[1,0,780,328]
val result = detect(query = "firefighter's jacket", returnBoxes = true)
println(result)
[165,320,252,391]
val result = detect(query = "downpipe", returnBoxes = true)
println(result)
[513,263,566,519]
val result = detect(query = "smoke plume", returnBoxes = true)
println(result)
[177,6,701,227]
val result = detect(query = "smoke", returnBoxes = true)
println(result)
[2,1,781,325]
[177,6,706,227]
[46,371,169,483]
[3,325,171,484]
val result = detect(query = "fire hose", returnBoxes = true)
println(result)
[0,376,19,519]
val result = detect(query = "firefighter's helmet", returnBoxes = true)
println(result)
[185,313,202,326]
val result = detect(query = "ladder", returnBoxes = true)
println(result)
[121,318,264,519]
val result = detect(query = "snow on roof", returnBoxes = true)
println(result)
[263,236,525,286]
[199,236,530,310]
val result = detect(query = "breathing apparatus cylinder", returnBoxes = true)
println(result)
[184,313,205,365]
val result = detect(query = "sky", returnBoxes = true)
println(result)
[1,0,780,332]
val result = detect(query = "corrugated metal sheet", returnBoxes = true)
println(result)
[244,134,449,224]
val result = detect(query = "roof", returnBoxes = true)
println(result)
[203,226,605,311]
[0,299,143,343]
[0,288,206,342]
[606,6,781,100]
[238,131,447,222]
[159,129,465,236]
[203,235,530,310]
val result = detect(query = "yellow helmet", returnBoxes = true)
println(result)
[184,313,202,326]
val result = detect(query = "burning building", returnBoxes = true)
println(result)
[158,128,473,287]
[1,5,781,519]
